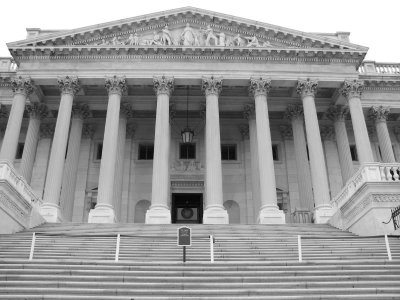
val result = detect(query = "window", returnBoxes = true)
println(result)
[138,144,154,160]
[272,144,279,161]
[350,145,358,161]
[180,143,196,159]
[15,143,24,159]
[221,144,237,160]
[95,143,103,160]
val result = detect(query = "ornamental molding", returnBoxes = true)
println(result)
[57,76,80,96]
[368,105,390,122]
[202,76,223,97]
[249,77,271,97]
[105,75,127,96]
[285,104,303,121]
[296,78,318,99]
[0,190,30,224]
[26,102,48,120]
[326,105,349,122]
[340,79,364,100]
[153,76,174,96]
[10,76,34,96]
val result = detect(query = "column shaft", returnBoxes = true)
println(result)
[334,120,354,183]
[248,117,260,220]
[20,116,41,183]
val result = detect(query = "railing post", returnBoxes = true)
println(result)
[209,235,214,263]
[29,232,36,261]
[298,235,302,262]
[115,233,120,262]
[385,234,392,261]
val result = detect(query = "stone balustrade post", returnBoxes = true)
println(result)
[20,103,48,184]
[201,76,229,224]
[0,76,34,163]
[368,106,395,163]
[41,76,80,222]
[249,77,285,224]
[88,76,127,223]
[296,79,332,223]
[340,80,374,164]
[146,76,174,224]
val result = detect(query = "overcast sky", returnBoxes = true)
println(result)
[1,0,399,62]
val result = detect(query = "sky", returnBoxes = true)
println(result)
[0,0,399,62]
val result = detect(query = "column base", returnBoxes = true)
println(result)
[39,203,63,223]
[313,205,334,224]
[203,206,229,224]
[88,204,115,223]
[145,206,171,224]
[257,206,286,224]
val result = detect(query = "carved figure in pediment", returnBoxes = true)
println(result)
[245,35,260,47]
[217,32,226,46]
[100,38,109,46]
[112,36,121,46]
[151,31,162,46]
[127,33,140,45]
[262,40,272,47]
[187,160,197,172]
[201,25,218,46]
[161,25,172,45]
[181,23,196,46]
[232,34,245,47]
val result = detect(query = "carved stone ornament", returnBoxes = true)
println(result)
[153,76,174,96]
[199,103,206,120]
[26,103,49,120]
[243,104,255,120]
[105,76,127,96]
[368,105,390,122]
[82,124,95,139]
[120,102,134,119]
[279,125,293,140]
[340,80,364,100]
[285,104,303,121]
[296,78,318,99]
[238,124,249,139]
[0,105,9,119]
[202,76,223,97]
[126,123,136,138]
[326,105,349,122]
[320,125,334,140]
[11,76,34,96]
[57,76,80,96]
[40,123,55,139]
[169,103,176,122]
[72,103,90,119]
[249,77,271,97]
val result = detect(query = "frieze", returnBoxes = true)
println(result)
[172,160,203,173]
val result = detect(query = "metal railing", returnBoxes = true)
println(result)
[383,205,400,230]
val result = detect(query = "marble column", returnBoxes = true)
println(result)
[201,76,228,224]
[393,127,400,162]
[0,76,34,163]
[368,106,395,163]
[146,76,174,224]
[327,105,354,184]
[123,124,136,223]
[249,77,285,224]
[60,103,90,221]
[113,102,133,221]
[239,124,252,223]
[89,76,127,223]
[285,104,313,211]
[0,106,9,150]
[243,105,260,222]
[41,76,80,222]
[296,79,332,223]
[340,80,374,164]
[20,103,48,184]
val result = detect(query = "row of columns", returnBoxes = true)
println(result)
[1,75,396,224]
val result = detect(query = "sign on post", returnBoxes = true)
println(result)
[177,226,191,246]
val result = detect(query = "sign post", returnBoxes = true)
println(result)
[177,226,191,263]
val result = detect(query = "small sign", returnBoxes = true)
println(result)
[177,226,191,246]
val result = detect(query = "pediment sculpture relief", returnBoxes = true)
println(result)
[88,23,275,48]
[172,160,203,173]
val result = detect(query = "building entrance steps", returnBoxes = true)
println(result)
[0,223,399,298]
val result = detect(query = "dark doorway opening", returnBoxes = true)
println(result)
[172,193,203,224]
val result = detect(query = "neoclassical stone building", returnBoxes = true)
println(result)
[0,7,399,232]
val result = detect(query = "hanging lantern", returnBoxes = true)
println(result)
[181,86,194,144]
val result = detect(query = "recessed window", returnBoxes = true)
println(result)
[15,143,24,159]
[272,144,279,161]
[138,144,154,160]
[180,143,196,159]
[350,145,358,161]
[221,144,237,161]
[96,143,103,160]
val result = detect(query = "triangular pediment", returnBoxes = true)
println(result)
[7,7,367,52]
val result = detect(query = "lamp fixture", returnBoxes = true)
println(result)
[181,86,194,144]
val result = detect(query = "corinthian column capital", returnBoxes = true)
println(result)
[153,76,174,96]
[249,77,271,97]
[280,125,293,140]
[72,103,91,119]
[11,76,35,96]
[120,101,134,119]
[296,78,318,99]
[285,104,303,121]
[105,75,127,96]
[82,124,96,139]
[26,102,49,120]
[243,104,255,120]
[327,105,349,122]
[368,105,390,122]
[340,79,364,100]
[57,76,80,96]
[202,76,223,97]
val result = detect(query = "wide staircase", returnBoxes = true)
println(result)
[0,223,399,299]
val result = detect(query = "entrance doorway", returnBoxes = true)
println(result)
[171,193,203,224]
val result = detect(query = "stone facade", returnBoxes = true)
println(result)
[0,7,400,229]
